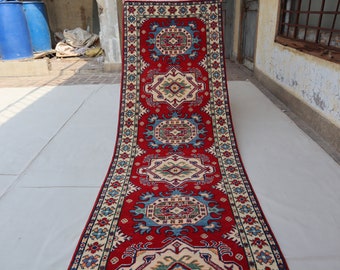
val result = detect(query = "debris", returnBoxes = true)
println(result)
[55,27,102,58]
[55,42,80,57]
[85,47,103,57]
[33,50,56,59]
[63,27,98,48]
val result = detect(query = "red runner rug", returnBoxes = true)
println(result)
[69,1,289,269]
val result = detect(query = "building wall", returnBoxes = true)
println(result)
[96,0,121,69]
[231,0,242,62]
[44,0,94,33]
[43,0,121,68]
[255,0,340,128]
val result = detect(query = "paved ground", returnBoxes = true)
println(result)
[0,57,121,87]
[1,56,338,163]
[0,69,340,270]
[0,56,338,163]
[0,57,255,88]
[0,57,339,269]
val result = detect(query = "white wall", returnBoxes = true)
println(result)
[255,0,340,127]
[97,0,121,67]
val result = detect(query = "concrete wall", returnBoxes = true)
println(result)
[231,0,242,62]
[255,0,340,129]
[43,0,121,68]
[96,0,121,70]
[44,0,94,33]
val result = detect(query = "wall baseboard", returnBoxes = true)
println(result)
[0,59,51,77]
[254,68,340,163]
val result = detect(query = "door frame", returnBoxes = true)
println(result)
[238,0,259,70]
[222,0,235,59]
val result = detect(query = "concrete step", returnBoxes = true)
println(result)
[0,56,106,77]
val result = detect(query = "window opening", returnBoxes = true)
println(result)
[277,0,340,62]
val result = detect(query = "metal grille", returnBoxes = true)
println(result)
[278,0,340,53]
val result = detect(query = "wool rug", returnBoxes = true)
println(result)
[69,0,289,269]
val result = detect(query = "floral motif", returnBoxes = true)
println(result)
[119,239,241,270]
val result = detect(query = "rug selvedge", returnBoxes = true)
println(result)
[69,1,288,269]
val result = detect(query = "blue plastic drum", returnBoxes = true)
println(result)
[0,1,33,60]
[23,1,52,52]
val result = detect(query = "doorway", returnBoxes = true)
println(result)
[222,0,235,59]
[241,0,259,70]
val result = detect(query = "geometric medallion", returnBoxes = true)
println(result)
[156,26,192,57]
[117,239,241,270]
[138,154,214,186]
[147,20,200,63]
[131,190,223,236]
[145,67,204,108]
[145,112,206,151]
[147,195,208,225]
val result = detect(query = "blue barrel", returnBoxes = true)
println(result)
[0,1,33,60]
[23,1,51,52]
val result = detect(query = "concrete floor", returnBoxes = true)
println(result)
[0,59,339,269]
